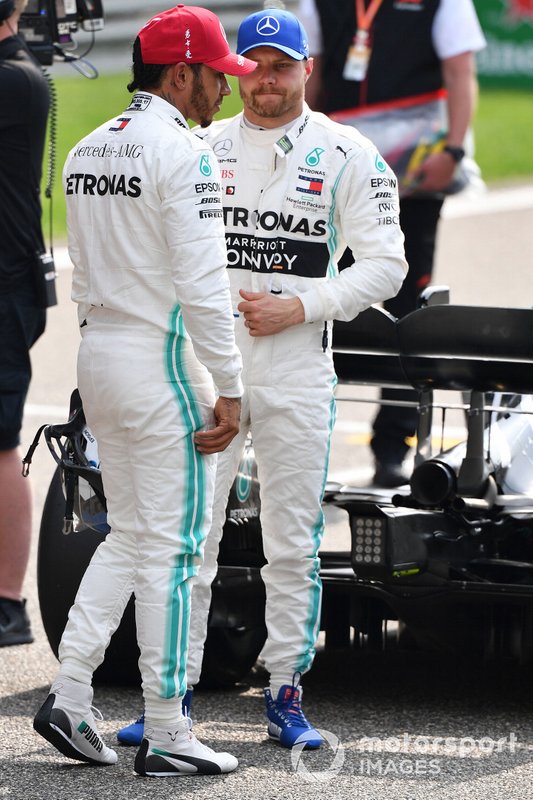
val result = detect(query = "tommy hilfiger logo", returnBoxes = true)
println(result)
[109,118,130,132]
[296,175,323,196]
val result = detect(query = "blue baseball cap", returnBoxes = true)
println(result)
[237,8,309,61]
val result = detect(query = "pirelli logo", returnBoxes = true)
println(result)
[199,209,223,219]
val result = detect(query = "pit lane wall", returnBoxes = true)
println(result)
[474,0,533,88]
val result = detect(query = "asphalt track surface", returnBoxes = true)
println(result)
[1,182,533,799]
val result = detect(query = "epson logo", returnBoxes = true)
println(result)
[370,177,397,188]
[195,182,221,193]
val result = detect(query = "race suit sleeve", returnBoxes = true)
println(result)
[64,156,88,326]
[158,142,243,398]
[298,143,408,323]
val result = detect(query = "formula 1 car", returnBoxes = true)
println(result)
[29,292,533,686]
[329,295,533,662]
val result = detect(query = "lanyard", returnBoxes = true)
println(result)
[344,0,385,83]
[355,0,385,32]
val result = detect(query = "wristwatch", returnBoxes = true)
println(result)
[443,144,465,163]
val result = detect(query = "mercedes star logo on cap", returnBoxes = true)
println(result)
[256,15,281,36]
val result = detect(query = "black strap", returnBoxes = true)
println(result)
[21,424,49,476]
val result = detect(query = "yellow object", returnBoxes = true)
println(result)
[404,131,447,188]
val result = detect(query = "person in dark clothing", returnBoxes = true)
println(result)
[0,0,50,646]
[299,0,485,487]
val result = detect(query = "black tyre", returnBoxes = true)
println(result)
[37,468,140,685]
[37,445,266,688]
[198,569,266,689]
[200,439,267,686]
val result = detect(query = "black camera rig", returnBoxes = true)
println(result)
[19,0,104,65]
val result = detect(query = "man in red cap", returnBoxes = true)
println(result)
[33,5,255,779]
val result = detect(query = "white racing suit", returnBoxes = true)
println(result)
[186,106,407,689]
[58,93,242,723]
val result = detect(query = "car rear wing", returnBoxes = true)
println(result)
[331,297,533,507]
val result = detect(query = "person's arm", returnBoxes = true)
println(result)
[237,289,305,337]
[299,143,407,324]
[442,50,478,148]
[161,142,242,396]
[64,154,91,326]
[159,140,242,451]
[194,396,241,454]
[238,142,407,334]
[409,51,478,194]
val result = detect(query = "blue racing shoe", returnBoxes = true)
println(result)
[117,688,193,746]
[264,678,323,749]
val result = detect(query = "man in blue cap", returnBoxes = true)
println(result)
[299,0,486,488]
[118,4,406,752]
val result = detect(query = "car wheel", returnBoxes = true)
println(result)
[37,460,266,688]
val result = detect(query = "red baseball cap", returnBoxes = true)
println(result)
[138,4,257,76]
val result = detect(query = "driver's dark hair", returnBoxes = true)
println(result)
[127,37,202,93]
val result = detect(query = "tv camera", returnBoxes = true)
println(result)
[19,0,105,65]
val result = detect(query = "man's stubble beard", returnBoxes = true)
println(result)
[240,87,301,121]
[190,73,216,128]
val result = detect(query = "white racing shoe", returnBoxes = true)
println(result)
[134,717,238,777]
[33,676,117,766]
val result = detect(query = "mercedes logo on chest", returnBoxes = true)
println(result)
[214,139,232,156]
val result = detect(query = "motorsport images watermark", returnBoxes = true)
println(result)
[290,730,519,782]
[290,729,345,783]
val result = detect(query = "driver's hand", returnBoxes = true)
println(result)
[194,396,241,454]
[238,289,305,336]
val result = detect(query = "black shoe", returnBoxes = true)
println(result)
[0,598,33,647]
[373,463,409,489]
